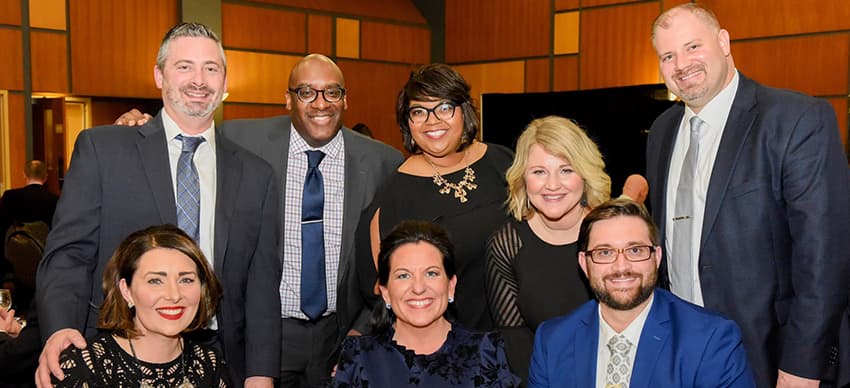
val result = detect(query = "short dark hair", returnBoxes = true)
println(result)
[98,224,222,338]
[396,64,478,154]
[24,160,47,180]
[371,220,457,333]
[577,198,659,253]
[157,22,225,71]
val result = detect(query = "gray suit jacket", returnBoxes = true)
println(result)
[37,113,282,382]
[220,115,403,339]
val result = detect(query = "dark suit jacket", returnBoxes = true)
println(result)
[0,183,57,228]
[36,113,282,382]
[528,288,755,388]
[646,73,850,386]
[220,116,402,340]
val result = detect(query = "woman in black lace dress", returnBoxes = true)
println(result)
[335,221,518,387]
[54,225,225,388]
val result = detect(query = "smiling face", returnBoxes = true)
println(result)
[119,248,202,340]
[653,9,734,112]
[380,241,457,332]
[579,216,660,312]
[286,56,348,147]
[407,99,465,159]
[154,36,226,127]
[524,143,586,223]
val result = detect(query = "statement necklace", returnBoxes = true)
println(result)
[128,336,194,388]
[425,151,478,203]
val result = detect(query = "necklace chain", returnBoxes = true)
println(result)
[424,151,478,203]
[127,336,194,388]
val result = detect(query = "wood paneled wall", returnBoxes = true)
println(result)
[443,0,850,150]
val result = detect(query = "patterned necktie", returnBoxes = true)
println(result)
[176,135,205,242]
[301,150,327,320]
[605,334,633,388]
[671,116,703,303]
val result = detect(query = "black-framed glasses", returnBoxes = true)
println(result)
[288,86,346,103]
[585,245,656,264]
[407,101,458,124]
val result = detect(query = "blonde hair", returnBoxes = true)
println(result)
[505,116,611,220]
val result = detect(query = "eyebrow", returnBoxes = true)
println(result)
[144,271,198,276]
[589,241,650,248]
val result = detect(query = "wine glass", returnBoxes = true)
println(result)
[0,289,11,311]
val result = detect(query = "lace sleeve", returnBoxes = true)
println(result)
[54,347,97,388]
[485,222,524,328]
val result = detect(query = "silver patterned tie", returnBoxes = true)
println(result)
[176,134,205,242]
[671,116,703,303]
[605,334,633,388]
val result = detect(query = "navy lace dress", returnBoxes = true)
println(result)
[333,323,520,387]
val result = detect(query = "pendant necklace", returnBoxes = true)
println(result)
[425,149,478,203]
[128,336,195,388]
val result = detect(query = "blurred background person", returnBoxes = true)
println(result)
[1,299,39,387]
[334,220,519,387]
[486,116,611,383]
[351,122,373,138]
[54,225,225,387]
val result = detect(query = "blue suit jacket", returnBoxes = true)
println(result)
[528,288,755,388]
[646,73,850,386]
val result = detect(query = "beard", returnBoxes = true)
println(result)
[590,269,657,311]
[166,84,221,119]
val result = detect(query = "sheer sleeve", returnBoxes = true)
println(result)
[485,222,525,328]
[331,336,363,387]
[54,347,99,388]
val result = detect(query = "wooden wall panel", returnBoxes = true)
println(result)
[308,14,332,56]
[731,34,849,97]
[361,21,429,64]
[702,0,850,39]
[223,103,285,120]
[8,93,26,188]
[446,0,550,63]
[525,58,550,93]
[825,97,848,148]
[555,0,579,11]
[0,0,21,25]
[336,18,359,59]
[0,28,23,90]
[662,0,690,10]
[553,56,579,91]
[222,3,305,53]
[336,59,415,151]
[31,31,68,92]
[581,0,639,7]
[70,0,178,98]
[579,2,658,89]
[30,0,66,30]
[554,11,579,55]
[249,0,425,24]
[224,50,301,104]
[454,61,525,103]
[89,97,163,127]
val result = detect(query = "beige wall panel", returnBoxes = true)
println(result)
[308,14,333,56]
[446,0,550,63]
[30,0,66,30]
[0,0,22,25]
[222,3,306,53]
[70,0,178,98]
[336,18,360,59]
[579,2,658,89]
[825,97,847,148]
[0,29,23,90]
[248,0,425,24]
[225,50,301,104]
[361,21,429,64]
[525,58,550,93]
[31,31,68,92]
[703,0,850,39]
[554,11,579,55]
[553,56,579,91]
[454,61,525,105]
[732,34,849,97]
[223,103,285,120]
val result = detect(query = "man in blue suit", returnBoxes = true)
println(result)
[647,4,850,387]
[528,199,755,388]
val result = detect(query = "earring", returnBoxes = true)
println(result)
[448,296,454,304]
[385,303,392,310]
[127,301,134,309]
[580,192,588,207]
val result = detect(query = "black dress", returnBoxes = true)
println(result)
[54,332,226,388]
[333,323,520,387]
[486,219,593,384]
[374,144,513,331]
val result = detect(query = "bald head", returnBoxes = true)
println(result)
[652,3,721,45]
[285,53,349,147]
[24,160,47,183]
[288,54,345,88]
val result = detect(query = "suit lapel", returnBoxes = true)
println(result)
[136,114,178,225]
[630,291,671,388]
[653,104,685,239]
[576,303,601,387]
[701,75,758,246]
[214,134,241,275]
[339,129,367,283]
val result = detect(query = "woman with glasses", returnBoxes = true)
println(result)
[358,63,514,333]
[485,116,612,384]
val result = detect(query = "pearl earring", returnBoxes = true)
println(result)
[385,303,392,310]
[448,296,454,304]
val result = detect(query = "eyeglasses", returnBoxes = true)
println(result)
[584,245,655,264]
[288,86,346,103]
[407,101,457,124]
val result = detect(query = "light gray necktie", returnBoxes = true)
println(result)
[176,134,205,242]
[605,334,633,388]
[671,116,702,303]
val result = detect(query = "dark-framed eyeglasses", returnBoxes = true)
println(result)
[288,86,346,103]
[407,101,458,124]
[584,245,656,264]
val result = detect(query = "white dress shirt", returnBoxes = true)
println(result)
[595,294,654,388]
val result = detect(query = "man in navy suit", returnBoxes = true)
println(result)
[647,4,850,387]
[528,198,755,388]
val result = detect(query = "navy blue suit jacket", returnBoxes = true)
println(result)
[646,73,850,386]
[528,288,755,388]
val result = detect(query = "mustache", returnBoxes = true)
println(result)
[603,271,642,281]
[181,85,215,94]
[673,65,703,79]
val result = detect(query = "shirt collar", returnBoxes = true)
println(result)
[288,123,344,160]
[161,108,216,145]
[599,292,655,346]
